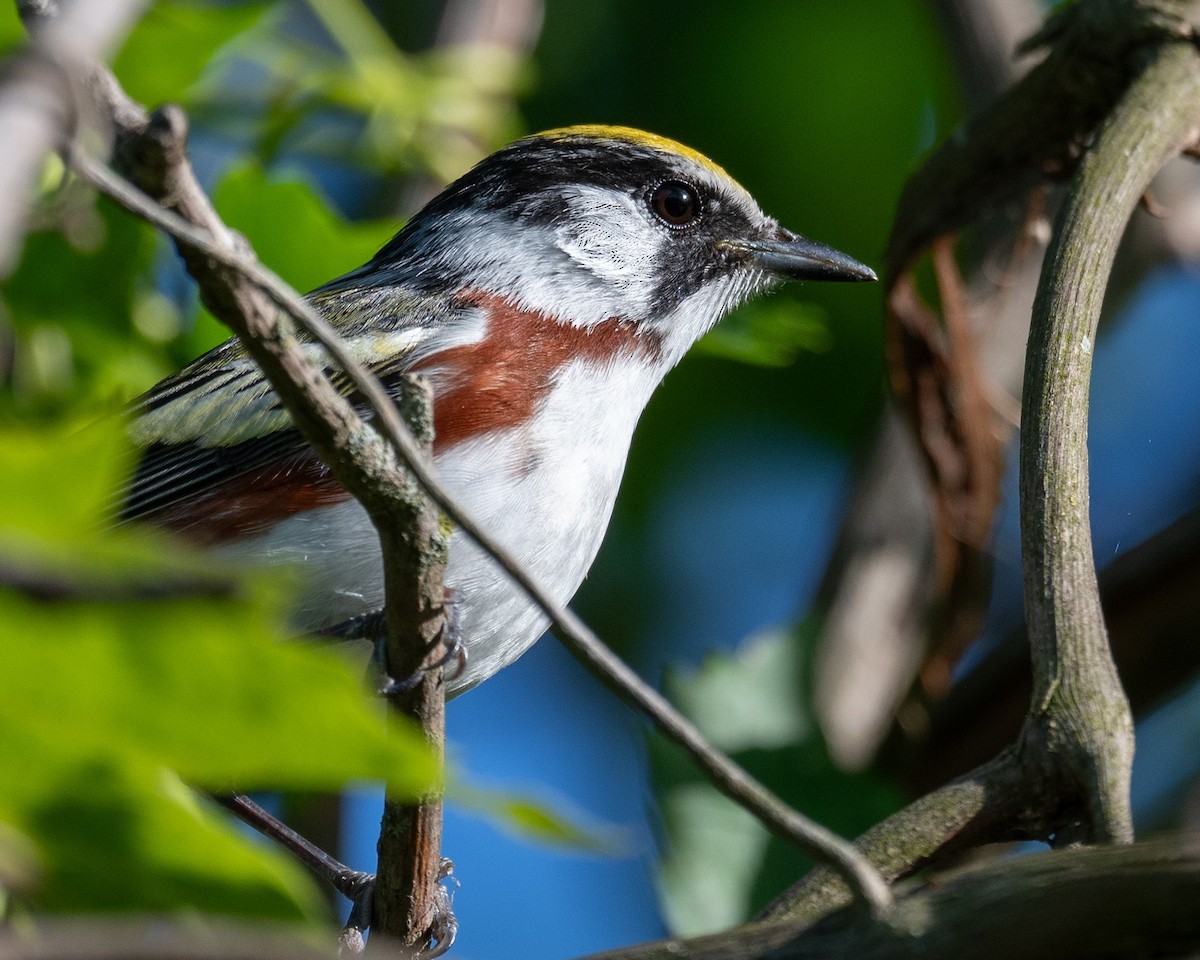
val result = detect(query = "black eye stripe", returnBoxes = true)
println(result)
[648,180,702,228]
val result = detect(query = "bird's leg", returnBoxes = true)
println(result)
[311,593,465,697]
[313,609,387,643]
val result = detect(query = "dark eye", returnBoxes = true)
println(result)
[649,180,701,227]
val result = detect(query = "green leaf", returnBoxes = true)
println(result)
[651,626,902,936]
[656,782,770,935]
[0,588,437,793]
[696,299,831,368]
[0,4,23,57]
[0,195,168,412]
[0,755,326,920]
[112,1,270,108]
[665,628,811,753]
[0,422,439,918]
[212,163,398,295]
[0,420,131,542]
[450,781,622,853]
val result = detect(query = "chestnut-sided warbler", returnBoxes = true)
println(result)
[122,125,874,695]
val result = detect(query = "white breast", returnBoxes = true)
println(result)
[216,353,664,695]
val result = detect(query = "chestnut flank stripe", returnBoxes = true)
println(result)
[149,454,350,546]
[417,290,660,450]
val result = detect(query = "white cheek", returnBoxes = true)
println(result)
[551,187,664,320]
[555,193,660,287]
[424,198,668,327]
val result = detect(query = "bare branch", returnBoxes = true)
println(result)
[860,3,1200,730]
[756,750,1032,928]
[1018,5,1200,844]
[576,834,1200,960]
[773,0,1200,926]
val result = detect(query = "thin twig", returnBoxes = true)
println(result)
[371,373,450,950]
[216,795,373,901]
[216,795,380,952]
[65,139,892,914]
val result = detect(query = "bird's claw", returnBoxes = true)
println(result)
[424,859,459,958]
[336,860,458,957]
[377,593,466,697]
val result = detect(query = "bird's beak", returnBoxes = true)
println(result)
[722,228,877,283]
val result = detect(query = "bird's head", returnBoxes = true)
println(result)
[347,125,875,368]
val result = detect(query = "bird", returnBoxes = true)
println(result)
[121,125,875,696]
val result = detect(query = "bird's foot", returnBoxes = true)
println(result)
[312,596,466,696]
[377,593,466,698]
[338,859,458,958]
[314,609,386,643]
[424,858,460,958]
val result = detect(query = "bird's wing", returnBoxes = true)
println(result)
[121,284,474,539]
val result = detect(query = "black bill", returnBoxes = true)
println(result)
[724,228,877,283]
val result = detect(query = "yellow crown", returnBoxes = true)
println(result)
[534,124,731,181]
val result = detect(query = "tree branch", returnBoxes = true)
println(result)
[854,0,1200,737]
[0,0,146,272]
[1017,4,1200,845]
[576,834,1200,960]
[898,503,1200,795]
[763,0,1200,928]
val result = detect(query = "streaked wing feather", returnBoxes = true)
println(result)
[120,284,470,528]
[122,428,313,522]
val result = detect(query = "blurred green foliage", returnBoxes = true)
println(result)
[0,3,19,55]
[212,161,397,291]
[112,1,270,108]
[652,627,902,933]
[0,420,439,920]
[2,192,163,416]
[0,0,454,928]
[449,780,624,852]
